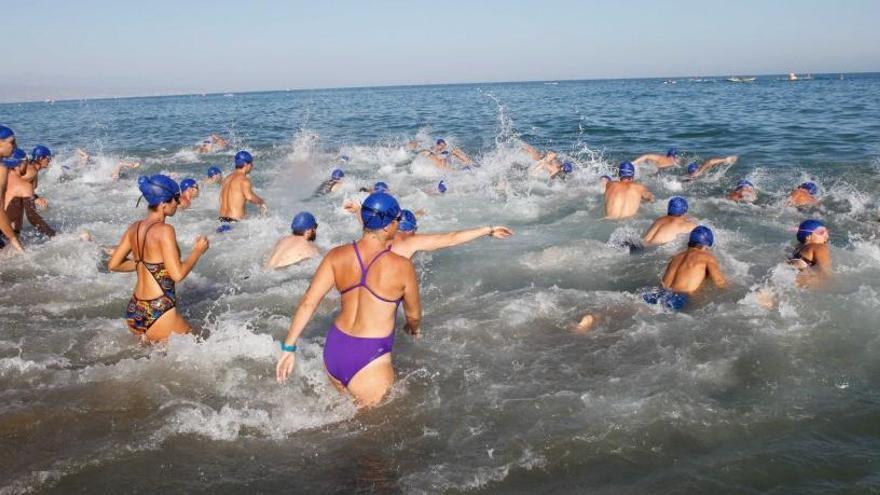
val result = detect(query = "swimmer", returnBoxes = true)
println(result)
[218,150,267,231]
[111,160,141,181]
[426,180,447,195]
[642,226,728,310]
[202,166,223,186]
[108,175,209,343]
[264,212,320,269]
[641,197,697,246]
[604,161,654,219]
[420,138,473,169]
[632,148,680,169]
[684,155,738,180]
[788,219,832,288]
[315,169,345,196]
[360,181,390,194]
[521,142,571,179]
[727,179,757,203]
[389,209,513,259]
[276,192,421,408]
[195,134,228,154]
[178,179,199,209]
[4,146,56,237]
[789,182,820,207]
[0,137,26,252]
[75,148,91,165]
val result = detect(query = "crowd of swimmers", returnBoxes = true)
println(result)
[0,125,834,408]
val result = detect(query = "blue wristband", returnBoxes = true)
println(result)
[280,342,297,352]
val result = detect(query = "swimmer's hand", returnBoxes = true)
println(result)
[10,238,24,253]
[404,321,421,339]
[34,197,49,209]
[276,352,296,384]
[726,155,738,165]
[489,226,514,239]
[193,235,210,254]
[343,200,360,214]
[260,204,269,216]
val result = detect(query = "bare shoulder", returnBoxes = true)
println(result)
[388,251,415,270]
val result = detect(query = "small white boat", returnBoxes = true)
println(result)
[727,76,756,83]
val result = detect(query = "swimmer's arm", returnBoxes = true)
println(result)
[452,148,473,164]
[707,257,729,289]
[401,262,422,336]
[0,170,23,252]
[640,185,655,202]
[632,154,656,165]
[159,227,206,282]
[282,256,336,345]
[241,179,266,206]
[107,232,135,272]
[813,246,832,276]
[642,220,661,243]
[521,143,542,161]
[408,226,498,253]
[20,165,38,182]
[661,256,684,288]
[426,154,450,169]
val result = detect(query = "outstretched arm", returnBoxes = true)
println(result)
[451,147,473,165]
[521,143,543,161]
[406,226,513,254]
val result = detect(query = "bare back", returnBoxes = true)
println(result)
[218,172,250,219]
[605,181,649,219]
[265,236,318,269]
[126,221,177,300]
[662,247,726,294]
[643,216,697,245]
[3,167,33,207]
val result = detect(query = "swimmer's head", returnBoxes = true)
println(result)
[562,161,574,174]
[688,225,714,248]
[437,180,447,194]
[2,148,27,170]
[291,211,318,239]
[361,192,401,231]
[31,145,53,163]
[331,169,345,181]
[687,162,699,175]
[600,175,612,183]
[667,196,688,216]
[618,161,635,179]
[667,147,679,158]
[0,125,15,158]
[338,155,350,162]
[234,150,253,168]
[373,181,389,193]
[0,125,14,140]
[799,181,818,196]
[399,209,418,233]
[206,166,222,178]
[736,179,754,190]
[180,178,198,193]
[796,219,826,243]
[436,138,446,146]
[137,174,181,209]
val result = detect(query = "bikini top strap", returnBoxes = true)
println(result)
[135,221,162,264]
[363,246,393,278]
[351,241,366,279]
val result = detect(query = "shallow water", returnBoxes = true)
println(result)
[1,74,880,494]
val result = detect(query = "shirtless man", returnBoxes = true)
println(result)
[632,148,680,169]
[217,150,267,232]
[789,182,819,207]
[315,169,345,196]
[0,130,26,252]
[727,179,757,203]
[265,211,320,269]
[604,161,654,219]
[685,155,738,180]
[178,179,199,209]
[4,145,56,237]
[642,225,728,310]
[642,197,697,246]
[420,138,473,169]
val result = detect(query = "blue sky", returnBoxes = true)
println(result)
[3,0,878,101]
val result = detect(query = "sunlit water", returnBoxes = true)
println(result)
[1,74,880,494]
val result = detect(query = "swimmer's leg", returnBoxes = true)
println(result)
[346,353,394,409]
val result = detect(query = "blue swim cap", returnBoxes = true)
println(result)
[800,182,818,195]
[687,162,699,175]
[2,148,27,168]
[138,174,181,207]
[291,211,318,233]
[736,179,753,190]
[668,196,688,216]
[436,138,446,145]
[373,181,389,193]
[399,209,418,232]
[438,180,447,193]
[0,125,14,139]
[361,192,401,230]
[600,175,612,181]
[206,166,222,177]
[562,161,574,174]
[180,178,198,192]
[619,161,635,178]
[331,169,345,180]
[796,219,824,243]
[234,150,253,167]
[667,147,678,157]
[31,145,52,160]
[689,225,714,247]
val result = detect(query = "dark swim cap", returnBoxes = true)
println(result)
[361,192,401,230]
[667,147,678,157]
[689,225,714,247]
[331,169,344,180]
[736,179,753,190]
[562,161,574,174]
[373,181,389,193]
[207,166,222,177]
[668,196,688,216]
[796,219,824,243]
[234,150,253,167]
[399,209,418,232]
[291,211,318,233]
[180,178,198,192]
[799,182,818,195]
[436,138,446,145]
[600,175,612,181]
[687,162,699,175]
[437,180,447,193]
[0,125,14,139]
[2,148,27,168]
[138,174,181,207]
[619,161,635,178]
[31,145,52,159]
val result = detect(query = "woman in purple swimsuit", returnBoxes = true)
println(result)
[276,192,422,408]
